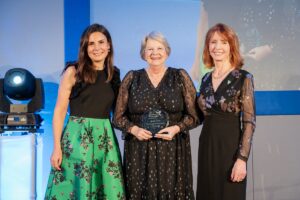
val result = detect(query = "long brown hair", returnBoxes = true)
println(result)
[203,23,243,69]
[77,23,114,83]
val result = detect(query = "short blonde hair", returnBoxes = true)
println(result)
[203,23,244,69]
[140,31,171,60]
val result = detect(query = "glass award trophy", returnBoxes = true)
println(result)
[141,109,169,137]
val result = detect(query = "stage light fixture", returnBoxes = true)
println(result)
[0,68,45,132]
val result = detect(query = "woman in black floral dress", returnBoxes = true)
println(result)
[196,23,256,200]
[113,31,199,199]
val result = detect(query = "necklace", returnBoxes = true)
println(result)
[212,67,233,79]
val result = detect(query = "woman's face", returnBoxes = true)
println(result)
[144,39,168,68]
[87,31,110,67]
[209,32,231,63]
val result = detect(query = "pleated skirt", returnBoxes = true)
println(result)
[45,116,125,200]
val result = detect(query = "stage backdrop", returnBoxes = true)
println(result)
[191,0,300,91]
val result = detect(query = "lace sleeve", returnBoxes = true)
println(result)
[111,66,121,113]
[113,71,135,134]
[238,73,256,161]
[176,69,200,132]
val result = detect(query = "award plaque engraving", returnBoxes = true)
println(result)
[141,109,169,136]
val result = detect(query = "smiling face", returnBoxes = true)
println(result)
[209,32,231,64]
[87,31,110,69]
[144,39,168,68]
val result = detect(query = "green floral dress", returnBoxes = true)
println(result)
[45,68,125,200]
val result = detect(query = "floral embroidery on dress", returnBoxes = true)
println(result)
[51,169,65,185]
[61,132,73,158]
[98,127,113,162]
[74,161,94,183]
[198,69,255,161]
[106,160,123,179]
[80,126,94,151]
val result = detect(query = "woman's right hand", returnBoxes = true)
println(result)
[130,126,152,141]
[50,148,63,171]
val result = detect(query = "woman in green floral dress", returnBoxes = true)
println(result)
[45,24,125,200]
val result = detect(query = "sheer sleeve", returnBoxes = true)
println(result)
[113,71,135,135]
[111,66,121,113]
[238,73,256,161]
[176,69,200,132]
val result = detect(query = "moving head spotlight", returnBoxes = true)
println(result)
[0,68,45,132]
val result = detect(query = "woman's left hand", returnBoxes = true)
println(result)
[155,125,180,141]
[231,158,247,182]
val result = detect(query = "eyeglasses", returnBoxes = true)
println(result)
[144,47,166,54]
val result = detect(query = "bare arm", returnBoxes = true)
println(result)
[51,66,76,170]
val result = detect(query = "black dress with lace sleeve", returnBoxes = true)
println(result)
[196,69,256,200]
[113,67,199,199]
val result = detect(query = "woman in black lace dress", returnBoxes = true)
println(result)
[113,31,199,199]
[196,23,256,200]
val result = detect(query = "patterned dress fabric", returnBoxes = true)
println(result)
[45,69,125,200]
[196,69,256,200]
[113,67,199,200]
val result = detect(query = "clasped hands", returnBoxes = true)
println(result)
[130,125,180,141]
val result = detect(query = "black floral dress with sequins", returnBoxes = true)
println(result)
[196,69,256,200]
[113,67,199,200]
